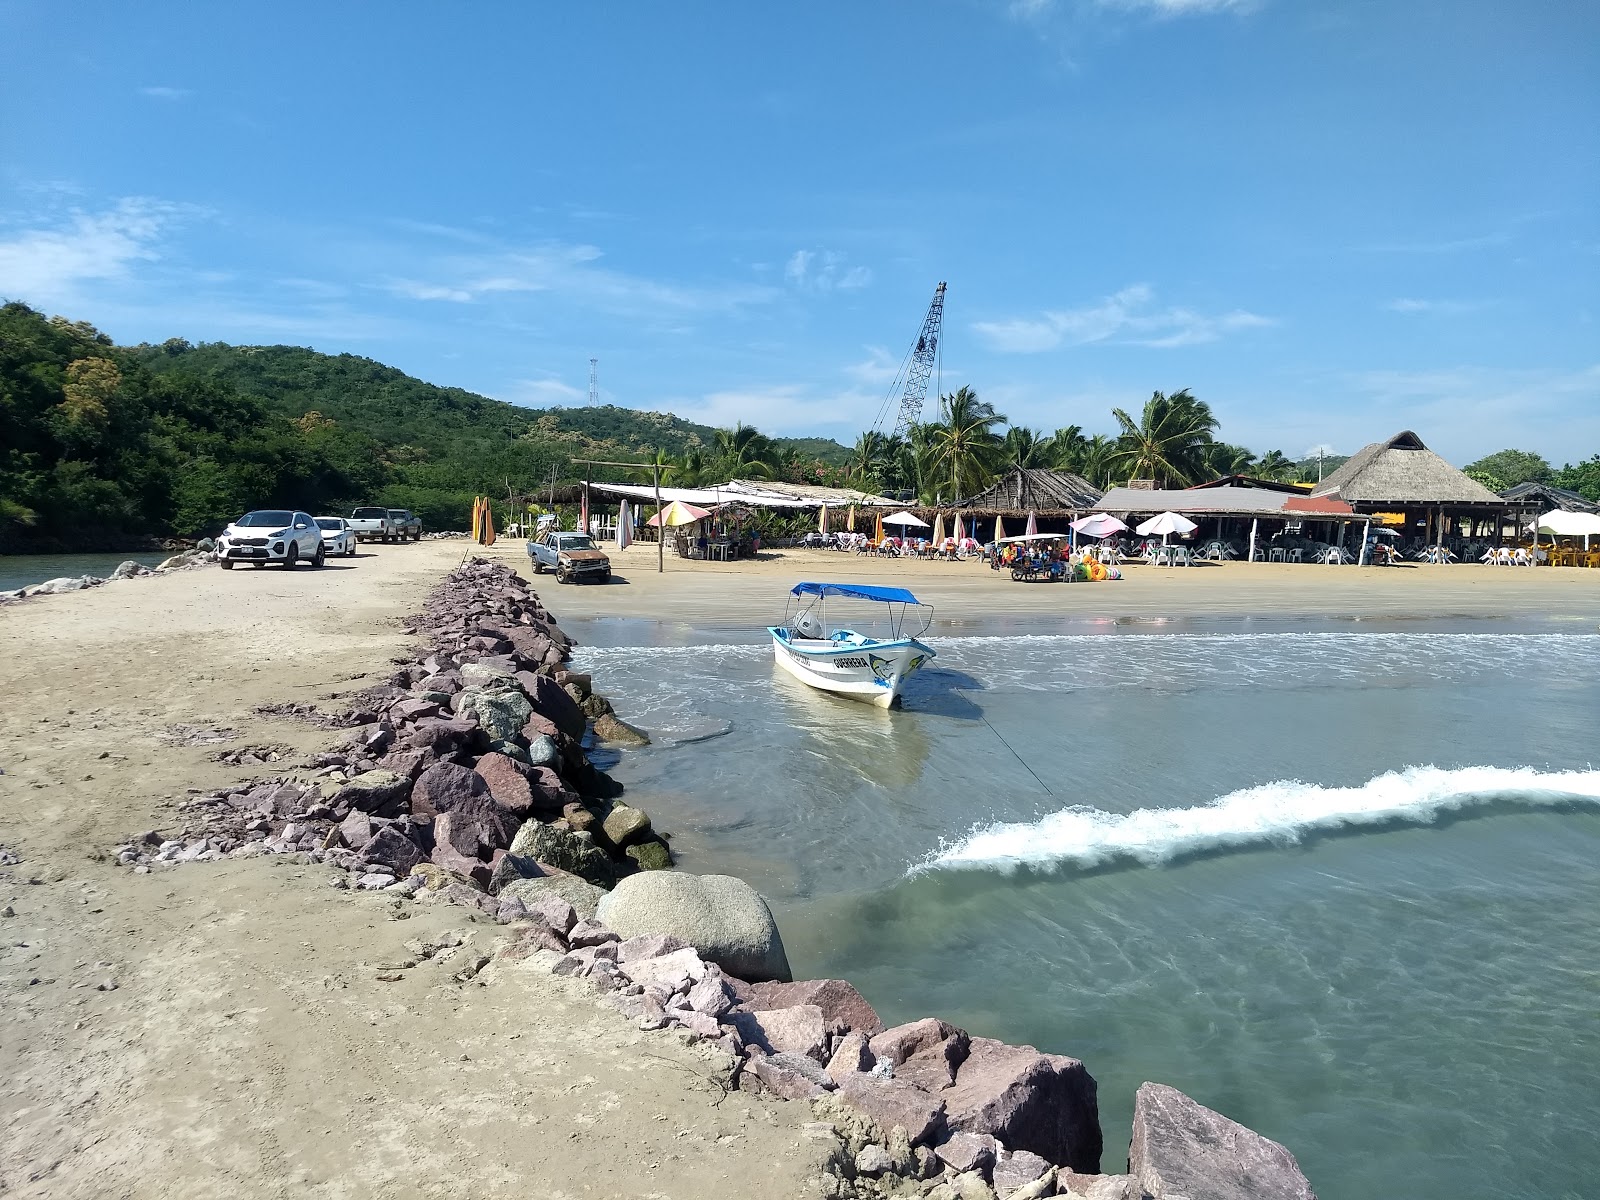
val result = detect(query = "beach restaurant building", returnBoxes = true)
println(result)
[1091,485,1357,559]
[1307,430,1533,546]
[947,468,1104,541]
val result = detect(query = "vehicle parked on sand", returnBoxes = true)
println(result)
[216,510,325,569]
[528,531,612,584]
[348,506,400,543]
[315,516,358,557]
[387,509,423,541]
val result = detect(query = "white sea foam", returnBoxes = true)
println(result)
[913,765,1600,875]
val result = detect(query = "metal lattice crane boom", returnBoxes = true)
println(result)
[891,281,946,442]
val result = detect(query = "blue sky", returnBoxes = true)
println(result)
[2,0,1596,465]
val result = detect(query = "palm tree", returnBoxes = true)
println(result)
[1048,425,1089,474]
[1203,442,1256,479]
[713,423,776,479]
[926,386,1006,502]
[1079,434,1117,489]
[1255,450,1293,481]
[674,448,708,486]
[1002,426,1052,472]
[1109,389,1218,487]
[849,431,894,489]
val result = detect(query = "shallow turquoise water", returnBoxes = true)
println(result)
[571,616,1600,1199]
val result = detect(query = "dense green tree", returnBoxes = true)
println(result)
[1001,426,1052,472]
[1552,456,1600,502]
[1110,389,1219,487]
[1203,442,1256,479]
[1048,425,1089,474]
[1254,450,1295,481]
[1464,449,1552,487]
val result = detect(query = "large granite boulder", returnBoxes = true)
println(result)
[1128,1082,1315,1200]
[942,1036,1102,1176]
[504,820,616,888]
[497,872,607,920]
[596,872,791,983]
[454,686,532,743]
[727,1004,828,1062]
[836,1073,947,1147]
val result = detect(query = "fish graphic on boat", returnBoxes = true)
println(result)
[768,582,936,709]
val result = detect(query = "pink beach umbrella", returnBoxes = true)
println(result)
[1024,510,1038,537]
[953,514,966,543]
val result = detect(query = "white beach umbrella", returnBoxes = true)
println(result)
[932,513,946,544]
[1071,513,1128,539]
[953,514,966,542]
[1136,511,1198,546]
[819,504,830,535]
[993,514,1007,542]
[883,511,928,542]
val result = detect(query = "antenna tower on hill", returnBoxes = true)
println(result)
[589,358,599,408]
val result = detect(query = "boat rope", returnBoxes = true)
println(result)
[979,714,1054,798]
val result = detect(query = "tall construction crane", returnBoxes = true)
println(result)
[882,281,946,442]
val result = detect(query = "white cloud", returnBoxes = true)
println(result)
[389,240,775,316]
[386,279,474,303]
[1338,364,1600,464]
[1009,0,1054,18]
[783,248,873,293]
[1096,0,1254,14]
[1384,297,1483,316]
[844,346,900,386]
[509,378,586,407]
[0,197,196,307]
[139,86,192,100]
[661,383,880,437]
[973,284,1274,352]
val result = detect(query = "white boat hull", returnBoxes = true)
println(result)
[768,628,935,709]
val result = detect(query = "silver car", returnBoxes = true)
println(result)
[315,516,358,557]
[216,509,326,569]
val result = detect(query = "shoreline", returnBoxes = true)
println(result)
[5,541,1595,1197]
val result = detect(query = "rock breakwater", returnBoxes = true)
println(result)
[108,557,1316,1199]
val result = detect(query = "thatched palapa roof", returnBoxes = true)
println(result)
[952,468,1102,516]
[1094,486,1353,519]
[1309,431,1504,507]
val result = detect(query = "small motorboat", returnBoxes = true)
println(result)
[768,582,936,709]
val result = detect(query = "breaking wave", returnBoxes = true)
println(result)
[912,765,1600,875]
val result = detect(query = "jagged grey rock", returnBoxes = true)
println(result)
[1129,1082,1316,1200]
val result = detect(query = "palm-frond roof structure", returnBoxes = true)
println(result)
[1308,431,1510,508]
[949,468,1103,516]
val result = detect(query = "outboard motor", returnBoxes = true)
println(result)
[790,608,825,640]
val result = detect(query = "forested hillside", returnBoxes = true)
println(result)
[0,304,850,550]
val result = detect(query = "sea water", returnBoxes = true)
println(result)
[0,552,168,593]
[570,617,1600,1200]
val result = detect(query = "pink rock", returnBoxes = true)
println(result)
[836,1072,947,1147]
[745,1052,833,1100]
[826,1030,876,1079]
[745,978,884,1036]
[359,825,424,875]
[617,947,706,991]
[686,969,734,1018]
[898,1033,971,1092]
[526,892,578,935]
[526,673,587,739]
[430,838,492,889]
[411,761,493,817]
[870,1017,969,1069]
[675,1010,721,1038]
[473,752,538,817]
[934,1131,999,1176]
[1129,1082,1315,1200]
[1056,1172,1143,1200]
[567,919,620,948]
[521,711,561,742]
[727,1004,827,1062]
[552,943,618,977]
[338,810,374,850]
[943,1036,1102,1176]
[993,1149,1052,1192]
[616,932,689,962]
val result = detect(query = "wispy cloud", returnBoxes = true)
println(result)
[386,239,777,316]
[1384,298,1484,315]
[1361,231,1511,255]
[0,197,198,307]
[509,377,586,407]
[844,346,900,386]
[784,249,872,293]
[1096,0,1255,14]
[973,284,1274,352]
[658,382,880,436]
[138,86,192,100]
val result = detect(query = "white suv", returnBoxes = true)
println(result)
[217,510,326,569]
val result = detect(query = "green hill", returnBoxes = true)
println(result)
[0,304,853,549]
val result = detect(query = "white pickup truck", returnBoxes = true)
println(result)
[348,506,400,543]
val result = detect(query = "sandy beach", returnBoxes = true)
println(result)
[3,540,1597,1198]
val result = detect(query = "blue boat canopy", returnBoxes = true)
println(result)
[790,582,922,605]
